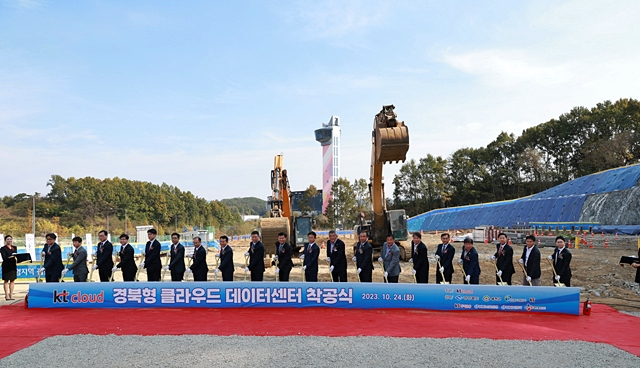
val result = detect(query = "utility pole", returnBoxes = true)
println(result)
[32,192,38,235]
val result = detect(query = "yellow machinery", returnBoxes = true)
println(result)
[357,105,410,260]
[260,155,312,256]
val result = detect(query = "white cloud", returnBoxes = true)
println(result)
[441,49,575,87]
[280,0,390,40]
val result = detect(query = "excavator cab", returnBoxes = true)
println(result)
[388,210,408,241]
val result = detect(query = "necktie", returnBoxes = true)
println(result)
[498,246,503,257]
[99,242,103,252]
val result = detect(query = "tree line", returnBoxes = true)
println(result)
[0,175,243,236]
[391,98,640,217]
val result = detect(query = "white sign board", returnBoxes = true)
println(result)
[86,233,93,257]
[25,233,36,260]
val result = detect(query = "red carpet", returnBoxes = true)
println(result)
[0,303,638,358]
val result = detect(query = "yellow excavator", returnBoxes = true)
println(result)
[356,105,410,260]
[260,155,312,256]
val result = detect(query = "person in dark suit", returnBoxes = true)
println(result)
[42,233,63,283]
[1,235,17,300]
[410,232,429,284]
[492,233,516,285]
[519,235,541,286]
[246,231,265,281]
[143,228,162,281]
[216,235,234,281]
[94,230,113,282]
[302,231,320,282]
[459,237,480,284]
[633,247,640,283]
[326,230,347,282]
[549,236,572,286]
[166,233,185,281]
[64,236,88,282]
[353,231,373,282]
[115,234,137,281]
[188,236,209,281]
[273,232,293,281]
[435,233,455,284]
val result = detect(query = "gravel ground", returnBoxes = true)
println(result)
[1,335,638,367]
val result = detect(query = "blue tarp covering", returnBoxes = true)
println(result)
[407,164,640,232]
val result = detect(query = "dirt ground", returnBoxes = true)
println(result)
[2,233,638,313]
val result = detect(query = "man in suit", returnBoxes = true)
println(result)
[273,232,293,281]
[410,232,429,284]
[64,236,87,282]
[549,236,572,286]
[246,231,265,281]
[459,237,480,284]
[301,231,320,282]
[143,228,162,281]
[166,233,185,281]
[435,233,455,284]
[326,230,347,282]
[519,235,541,286]
[378,234,401,283]
[115,234,137,281]
[93,230,113,282]
[492,233,516,285]
[353,231,373,282]
[42,233,63,283]
[216,235,234,281]
[188,236,209,281]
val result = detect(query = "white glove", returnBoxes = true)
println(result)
[518,259,524,264]
[547,255,553,260]
[244,252,250,257]
[185,269,192,274]
[38,267,45,274]
[61,269,67,275]
[92,265,98,270]
[140,262,145,268]
[329,265,334,272]
[457,259,463,264]
[411,269,416,275]
[377,257,383,263]
[439,267,444,273]
[491,255,496,261]
[527,276,532,282]
[352,256,357,263]
[497,270,502,277]
[555,275,561,281]
[244,267,249,273]
[465,275,471,282]
[302,265,307,271]
[112,267,118,272]
[275,267,280,274]
[163,266,169,271]
[274,255,279,261]
[435,254,440,260]
[383,271,388,277]
[215,253,220,258]
[357,268,362,274]
[214,269,219,275]
[326,257,330,262]
[300,254,305,260]
[41,251,46,257]
[409,258,413,263]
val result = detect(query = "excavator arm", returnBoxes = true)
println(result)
[369,105,409,246]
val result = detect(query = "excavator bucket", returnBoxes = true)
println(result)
[374,105,409,163]
[260,217,290,256]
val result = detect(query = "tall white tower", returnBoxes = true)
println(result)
[314,116,341,214]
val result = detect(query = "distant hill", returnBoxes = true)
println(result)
[221,197,267,217]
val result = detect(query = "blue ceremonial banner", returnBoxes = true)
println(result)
[27,282,581,315]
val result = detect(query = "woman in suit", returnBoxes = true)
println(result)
[1,235,17,300]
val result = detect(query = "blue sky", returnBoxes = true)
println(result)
[1,0,639,202]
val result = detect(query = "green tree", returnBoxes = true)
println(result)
[324,178,356,229]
